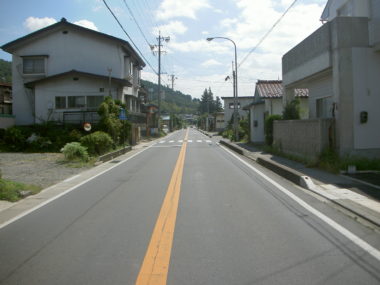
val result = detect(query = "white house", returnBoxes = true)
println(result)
[279,0,380,158]
[1,18,145,125]
[221,96,252,129]
[246,80,308,144]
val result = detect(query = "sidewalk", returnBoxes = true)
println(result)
[199,129,380,227]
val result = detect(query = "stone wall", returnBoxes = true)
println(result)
[273,118,334,160]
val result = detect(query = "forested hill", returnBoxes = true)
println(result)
[0,59,11,83]
[141,79,199,114]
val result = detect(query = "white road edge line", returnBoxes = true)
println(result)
[62,174,80,183]
[0,144,154,230]
[220,145,380,262]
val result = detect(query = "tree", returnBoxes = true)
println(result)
[198,87,220,114]
[97,96,130,145]
[215,96,223,112]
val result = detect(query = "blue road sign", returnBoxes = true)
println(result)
[119,108,127,120]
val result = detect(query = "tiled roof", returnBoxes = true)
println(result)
[294,88,309,98]
[256,80,283,98]
[255,80,309,99]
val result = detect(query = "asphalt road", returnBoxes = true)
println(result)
[0,128,379,284]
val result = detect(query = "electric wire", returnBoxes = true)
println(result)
[122,0,152,46]
[238,0,298,68]
[102,0,158,75]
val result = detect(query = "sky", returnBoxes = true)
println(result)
[0,0,328,99]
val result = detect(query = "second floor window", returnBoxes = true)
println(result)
[23,57,45,74]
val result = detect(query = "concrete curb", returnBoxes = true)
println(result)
[98,146,132,163]
[220,140,315,190]
[219,139,380,227]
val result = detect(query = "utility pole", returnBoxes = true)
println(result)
[169,74,177,90]
[151,31,170,132]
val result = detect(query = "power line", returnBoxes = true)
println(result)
[102,0,158,75]
[122,0,151,46]
[238,0,298,68]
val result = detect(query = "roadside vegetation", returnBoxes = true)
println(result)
[0,171,41,202]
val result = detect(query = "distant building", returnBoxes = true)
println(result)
[221,96,252,129]
[246,80,308,144]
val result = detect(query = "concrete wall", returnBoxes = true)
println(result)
[273,119,334,160]
[282,23,331,86]
[0,115,15,129]
[322,0,370,21]
[351,47,380,155]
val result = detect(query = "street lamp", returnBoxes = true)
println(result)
[206,37,239,141]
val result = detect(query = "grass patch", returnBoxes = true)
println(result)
[0,178,42,202]
[56,157,97,168]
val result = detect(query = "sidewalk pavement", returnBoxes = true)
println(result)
[199,129,380,227]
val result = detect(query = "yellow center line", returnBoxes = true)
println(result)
[135,129,189,285]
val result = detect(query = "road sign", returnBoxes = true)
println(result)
[119,108,127,121]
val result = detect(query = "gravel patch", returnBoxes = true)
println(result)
[0,153,93,189]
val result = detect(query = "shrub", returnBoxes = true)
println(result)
[68,129,83,142]
[3,126,28,151]
[80,131,113,155]
[264,115,282,146]
[61,142,89,162]
[283,98,300,120]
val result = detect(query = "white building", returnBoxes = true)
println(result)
[1,18,145,125]
[280,0,380,158]
[221,96,252,129]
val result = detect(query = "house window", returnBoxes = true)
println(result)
[23,57,45,74]
[55,96,66,109]
[87,96,104,109]
[229,102,241,109]
[68,96,85,108]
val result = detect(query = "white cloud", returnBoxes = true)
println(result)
[156,0,211,20]
[220,18,238,28]
[201,31,209,35]
[24,17,57,32]
[74,20,98,31]
[169,39,231,54]
[201,59,223,67]
[153,21,188,38]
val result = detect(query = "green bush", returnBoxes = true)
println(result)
[61,142,89,161]
[80,131,113,155]
[283,98,300,120]
[3,126,28,151]
[265,115,282,146]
